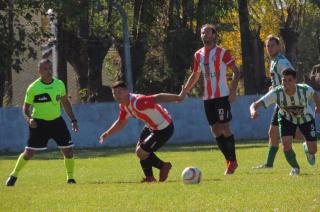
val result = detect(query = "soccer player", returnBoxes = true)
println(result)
[99,81,185,182]
[250,68,320,175]
[253,35,302,169]
[5,59,79,186]
[181,24,241,175]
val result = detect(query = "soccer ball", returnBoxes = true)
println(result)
[181,167,201,184]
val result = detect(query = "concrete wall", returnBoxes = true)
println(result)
[1,95,319,152]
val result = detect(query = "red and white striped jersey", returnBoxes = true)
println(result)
[193,45,235,100]
[118,93,172,130]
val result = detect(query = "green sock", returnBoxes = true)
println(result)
[284,149,300,169]
[265,145,278,167]
[10,153,28,177]
[64,157,75,180]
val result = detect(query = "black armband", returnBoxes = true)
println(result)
[71,119,78,123]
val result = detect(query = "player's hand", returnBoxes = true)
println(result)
[268,86,273,91]
[315,106,320,113]
[72,122,79,132]
[28,119,37,128]
[228,90,236,103]
[250,110,259,119]
[177,85,187,102]
[99,132,108,144]
[250,103,259,119]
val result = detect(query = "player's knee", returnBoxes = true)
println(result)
[23,149,35,160]
[61,148,73,158]
[136,147,149,160]
[282,143,292,151]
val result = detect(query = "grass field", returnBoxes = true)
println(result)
[1,142,320,211]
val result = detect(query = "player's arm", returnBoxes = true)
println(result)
[228,63,241,103]
[183,54,201,97]
[250,89,275,119]
[60,95,79,132]
[99,118,128,144]
[23,103,37,128]
[312,92,320,113]
[249,101,265,119]
[183,71,200,96]
[153,86,186,103]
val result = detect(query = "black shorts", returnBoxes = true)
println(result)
[138,123,174,152]
[26,117,73,150]
[271,105,279,126]
[204,96,232,125]
[279,115,317,142]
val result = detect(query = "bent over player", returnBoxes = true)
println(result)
[250,68,320,175]
[99,81,184,182]
[6,59,79,186]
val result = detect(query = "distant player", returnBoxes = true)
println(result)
[181,24,241,175]
[250,68,320,175]
[253,35,302,169]
[5,59,79,186]
[99,81,184,182]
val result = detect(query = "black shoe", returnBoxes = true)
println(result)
[6,176,17,186]
[67,179,76,184]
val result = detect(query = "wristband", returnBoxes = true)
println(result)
[71,119,77,123]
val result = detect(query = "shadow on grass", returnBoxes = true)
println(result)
[0,142,267,160]
[88,178,222,185]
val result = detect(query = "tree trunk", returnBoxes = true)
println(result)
[251,26,266,94]
[57,18,68,89]
[64,30,88,102]
[131,0,149,86]
[3,0,14,107]
[238,0,255,94]
[87,38,112,102]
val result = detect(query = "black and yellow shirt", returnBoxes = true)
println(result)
[24,78,66,120]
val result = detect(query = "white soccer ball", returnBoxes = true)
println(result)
[181,167,201,184]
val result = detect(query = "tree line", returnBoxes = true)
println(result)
[1,0,320,107]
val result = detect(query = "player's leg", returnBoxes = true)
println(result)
[6,120,48,186]
[254,106,279,169]
[136,123,174,182]
[209,97,237,175]
[205,98,228,161]
[279,117,300,175]
[52,117,75,184]
[299,120,317,166]
[136,127,155,182]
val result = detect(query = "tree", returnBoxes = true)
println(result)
[0,0,48,107]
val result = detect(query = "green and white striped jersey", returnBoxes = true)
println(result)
[270,53,294,87]
[259,84,315,124]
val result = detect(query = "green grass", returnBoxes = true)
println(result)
[1,142,320,211]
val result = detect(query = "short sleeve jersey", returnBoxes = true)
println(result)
[258,84,315,124]
[118,93,172,130]
[24,78,66,120]
[270,53,294,87]
[193,45,235,100]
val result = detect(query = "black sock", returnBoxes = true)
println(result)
[149,152,164,169]
[140,157,153,177]
[225,135,236,161]
[216,135,229,160]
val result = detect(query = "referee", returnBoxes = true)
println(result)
[6,59,79,186]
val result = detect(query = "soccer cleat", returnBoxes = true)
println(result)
[289,168,300,176]
[303,142,315,166]
[67,179,76,184]
[6,176,17,186]
[252,163,273,169]
[159,162,172,182]
[224,160,238,175]
[141,176,156,183]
